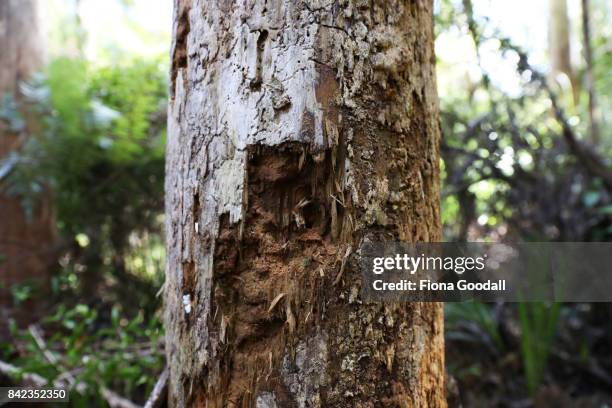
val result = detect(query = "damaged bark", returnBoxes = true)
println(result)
[165,0,445,406]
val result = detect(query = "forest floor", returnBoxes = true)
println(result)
[445,303,612,407]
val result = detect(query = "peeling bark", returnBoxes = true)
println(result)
[164,1,445,406]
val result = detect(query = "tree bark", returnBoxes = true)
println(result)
[0,0,55,314]
[164,1,445,407]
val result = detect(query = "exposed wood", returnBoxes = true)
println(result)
[164,0,445,406]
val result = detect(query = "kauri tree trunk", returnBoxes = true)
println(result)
[164,1,445,406]
[0,0,55,314]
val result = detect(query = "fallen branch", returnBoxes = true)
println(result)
[0,358,141,408]
[101,386,142,408]
[144,366,168,408]
[29,325,60,365]
[0,359,48,387]
[27,324,81,391]
[27,326,143,407]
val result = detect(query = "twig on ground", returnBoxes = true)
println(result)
[28,325,59,365]
[100,386,142,408]
[0,358,141,408]
[144,366,168,408]
[0,359,48,387]
[28,324,79,389]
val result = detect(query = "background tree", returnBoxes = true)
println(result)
[581,0,600,143]
[164,0,445,406]
[0,0,56,322]
[548,0,576,100]
[0,2,168,403]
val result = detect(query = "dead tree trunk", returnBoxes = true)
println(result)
[164,1,445,406]
[0,1,55,312]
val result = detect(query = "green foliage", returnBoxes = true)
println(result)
[437,0,611,402]
[10,281,37,305]
[3,55,167,289]
[89,59,166,162]
[518,302,561,396]
[14,56,165,231]
[446,301,504,352]
[6,304,163,407]
[437,1,612,242]
[0,56,167,405]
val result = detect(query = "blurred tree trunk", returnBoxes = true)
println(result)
[581,0,599,144]
[0,0,44,95]
[548,0,577,102]
[164,0,445,407]
[0,1,55,319]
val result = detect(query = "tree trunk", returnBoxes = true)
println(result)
[0,0,45,96]
[0,0,55,313]
[548,0,577,101]
[581,0,599,144]
[164,1,445,407]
